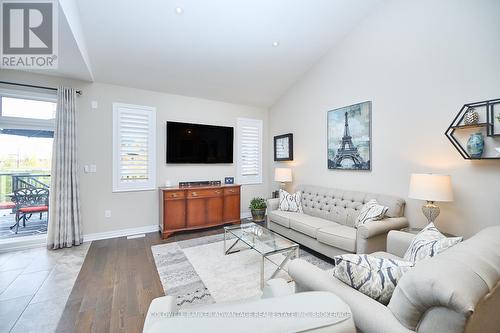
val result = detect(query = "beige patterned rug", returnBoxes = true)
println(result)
[151,234,334,308]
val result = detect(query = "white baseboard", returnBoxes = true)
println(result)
[84,212,253,243]
[83,224,159,242]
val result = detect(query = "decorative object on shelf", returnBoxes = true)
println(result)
[274,167,292,190]
[466,132,484,158]
[328,101,371,170]
[274,133,293,161]
[463,107,479,125]
[445,98,500,160]
[249,197,267,222]
[224,177,234,184]
[408,173,453,226]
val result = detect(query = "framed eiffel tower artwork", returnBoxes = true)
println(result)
[327,101,371,170]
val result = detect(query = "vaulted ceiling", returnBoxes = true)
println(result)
[43,0,381,107]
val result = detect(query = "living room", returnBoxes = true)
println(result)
[0,0,499,332]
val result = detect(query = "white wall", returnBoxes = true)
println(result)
[0,70,269,237]
[269,0,500,237]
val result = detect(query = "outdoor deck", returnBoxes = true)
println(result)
[0,211,47,239]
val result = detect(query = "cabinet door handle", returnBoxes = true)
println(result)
[215,190,221,194]
[229,189,234,193]
[172,193,178,198]
[191,192,198,197]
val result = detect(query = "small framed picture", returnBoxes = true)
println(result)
[224,177,234,184]
[274,133,293,161]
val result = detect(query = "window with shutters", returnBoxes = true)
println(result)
[112,103,156,192]
[237,118,263,185]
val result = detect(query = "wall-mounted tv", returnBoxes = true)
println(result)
[166,121,234,163]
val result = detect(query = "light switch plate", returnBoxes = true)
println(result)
[91,101,98,109]
[105,210,111,218]
[83,165,90,173]
[90,164,97,173]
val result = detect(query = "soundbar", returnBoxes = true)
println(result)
[179,180,222,187]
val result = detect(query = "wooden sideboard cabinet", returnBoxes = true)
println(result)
[159,185,241,239]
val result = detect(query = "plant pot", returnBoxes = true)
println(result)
[251,208,266,222]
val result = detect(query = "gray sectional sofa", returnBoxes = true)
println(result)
[267,185,409,257]
[289,227,500,333]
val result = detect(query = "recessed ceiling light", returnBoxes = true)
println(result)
[175,7,184,15]
[272,41,280,47]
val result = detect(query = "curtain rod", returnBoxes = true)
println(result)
[0,81,82,95]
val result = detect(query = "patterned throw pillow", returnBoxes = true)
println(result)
[403,223,462,262]
[278,189,303,213]
[354,199,389,228]
[333,254,414,305]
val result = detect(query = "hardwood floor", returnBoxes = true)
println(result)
[56,226,225,333]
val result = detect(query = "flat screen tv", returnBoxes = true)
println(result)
[166,121,234,163]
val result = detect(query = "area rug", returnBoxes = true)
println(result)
[151,233,334,309]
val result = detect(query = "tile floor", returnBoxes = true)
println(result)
[0,243,89,332]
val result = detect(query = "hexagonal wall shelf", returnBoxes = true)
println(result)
[445,98,500,160]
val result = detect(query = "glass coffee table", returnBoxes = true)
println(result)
[224,222,299,289]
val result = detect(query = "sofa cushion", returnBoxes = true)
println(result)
[278,189,303,213]
[289,215,335,239]
[370,251,404,261]
[333,254,414,305]
[317,225,357,252]
[288,259,409,333]
[354,199,388,228]
[403,223,462,262]
[268,210,300,228]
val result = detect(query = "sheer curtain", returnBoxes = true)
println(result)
[47,87,83,249]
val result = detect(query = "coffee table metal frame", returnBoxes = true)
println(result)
[224,223,299,289]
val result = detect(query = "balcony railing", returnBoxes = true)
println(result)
[0,172,51,204]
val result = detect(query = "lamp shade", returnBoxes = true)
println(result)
[408,173,453,202]
[274,168,292,182]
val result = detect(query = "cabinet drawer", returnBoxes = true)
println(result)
[224,187,240,195]
[187,189,223,198]
[164,190,185,200]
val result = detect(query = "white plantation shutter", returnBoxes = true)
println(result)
[237,118,263,184]
[113,103,156,192]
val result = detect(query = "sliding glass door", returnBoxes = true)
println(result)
[0,89,56,243]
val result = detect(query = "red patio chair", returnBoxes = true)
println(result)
[10,188,49,234]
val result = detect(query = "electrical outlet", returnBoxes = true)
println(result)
[104,210,111,218]
[90,164,97,173]
[83,165,90,173]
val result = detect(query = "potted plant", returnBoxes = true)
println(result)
[249,197,267,222]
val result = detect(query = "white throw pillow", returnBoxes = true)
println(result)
[278,189,303,213]
[355,199,389,228]
[403,223,462,263]
[333,254,414,305]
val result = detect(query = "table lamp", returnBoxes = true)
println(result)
[408,173,453,224]
[274,167,292,190]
